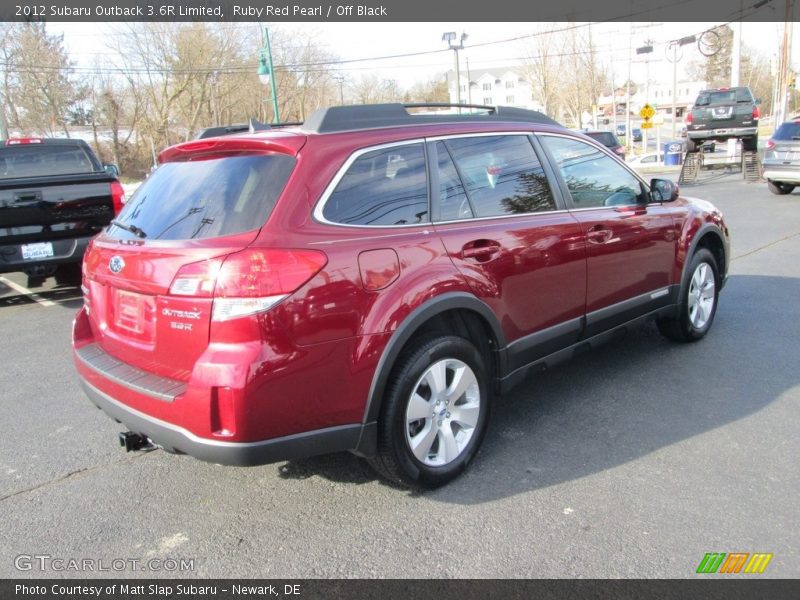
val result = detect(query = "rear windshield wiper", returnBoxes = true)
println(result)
[110,219,147,238]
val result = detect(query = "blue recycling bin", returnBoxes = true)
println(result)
[663,141,683,166]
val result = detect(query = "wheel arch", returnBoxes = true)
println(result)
[681,224,727,299]
[360,293,506,428]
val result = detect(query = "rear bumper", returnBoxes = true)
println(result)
[687,127,757,141]
[80,378,365,466]
[0,236,91,274]
[762,164,800,184]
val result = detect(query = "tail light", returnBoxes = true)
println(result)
[169,248,327,321]
[686,112,693,125]
[752,106,760,120]
[110,181,125,215]
[766,139,776,150]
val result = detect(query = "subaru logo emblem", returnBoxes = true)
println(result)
[109,256,125,274]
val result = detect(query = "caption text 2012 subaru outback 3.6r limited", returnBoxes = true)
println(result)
[72,104,730,487]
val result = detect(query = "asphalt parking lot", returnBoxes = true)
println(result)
[0,170,798,579]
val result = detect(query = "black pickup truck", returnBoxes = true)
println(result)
[685,86,760,153]
[0,138,123,285]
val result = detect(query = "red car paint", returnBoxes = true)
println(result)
[72,110,730,467]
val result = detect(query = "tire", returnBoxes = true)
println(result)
[657,248,720,343]
[368,335,490,488]
[742,135,758,152]
[685,138,698,153]
[768,180,795,195]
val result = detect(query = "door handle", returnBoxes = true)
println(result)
[587,225,613,244]
[461,240,501,261]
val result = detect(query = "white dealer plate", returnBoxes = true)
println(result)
[21,242,54,260]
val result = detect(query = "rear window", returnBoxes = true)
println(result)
[695,89,752,106]
[773,122,800,140]
[0,143,98,180]
[108,154,295,240]
[584,132,619,148]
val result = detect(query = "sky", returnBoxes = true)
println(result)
[48,21,798,90]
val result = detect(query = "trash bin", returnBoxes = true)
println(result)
[663,141,683,166]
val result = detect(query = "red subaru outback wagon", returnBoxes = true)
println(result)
[73,104,730,487]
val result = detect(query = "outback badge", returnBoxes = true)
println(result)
[109,256,125,274]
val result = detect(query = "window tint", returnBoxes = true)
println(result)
[0,144,98,179]
[773,122,800,140]
[541,136,647,208]
[435,142,473,221]
[695,89,752,106]
[323,144,428,226]
[108,154,295,240]
[584,132,619,148]
[444,135,556,217]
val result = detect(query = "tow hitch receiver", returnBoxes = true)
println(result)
[118,431,152,452]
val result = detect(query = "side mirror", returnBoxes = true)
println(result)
[103,163,120,178]
[651,178,679,202]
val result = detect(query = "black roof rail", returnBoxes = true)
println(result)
[194,118,303,139]
[301,103,563,134]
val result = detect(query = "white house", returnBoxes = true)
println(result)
[447,67,544,112]
[647,81,708,117]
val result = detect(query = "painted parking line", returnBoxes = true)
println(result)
[0,276,57,307]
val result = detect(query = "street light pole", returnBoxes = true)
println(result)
[443,32,467,110]
[258,27,280,124]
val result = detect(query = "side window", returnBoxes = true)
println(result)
[323,143,428,226]
[540,136,647,208]
[435,142,473,221]
[444,135,556,218]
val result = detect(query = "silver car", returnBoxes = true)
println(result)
[763,119,800,195]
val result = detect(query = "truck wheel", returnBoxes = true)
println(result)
[657,248,719,343]
[768,181,795,195]
[368,335,490,488]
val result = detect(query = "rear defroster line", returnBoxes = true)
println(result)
[0,276,56,307]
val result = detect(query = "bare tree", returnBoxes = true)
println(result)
[1,23,81,136]
[520,25,563,116]
[404,76,449,103]
[351,74,404,104]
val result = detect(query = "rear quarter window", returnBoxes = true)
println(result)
[108,153,295,240]
[585,132,618,148]
[322,143,428,226]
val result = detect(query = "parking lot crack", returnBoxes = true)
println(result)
[0,453,155,503]
[733,230,800,261]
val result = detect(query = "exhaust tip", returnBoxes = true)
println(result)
[118,431,153,452]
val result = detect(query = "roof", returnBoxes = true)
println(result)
[301,103,562,134]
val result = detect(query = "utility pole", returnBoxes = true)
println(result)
[333,75,345,105]
[0,109,8,140]
[776,1,795,125]
[466,57,473,105]
[667,35,696,139]
[731,3,743,87]
[627,23,632,151]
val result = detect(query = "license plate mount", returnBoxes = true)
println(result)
[114,289,145,334]
[21,242,54,260]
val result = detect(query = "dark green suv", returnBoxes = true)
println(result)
[685,87,759,152]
